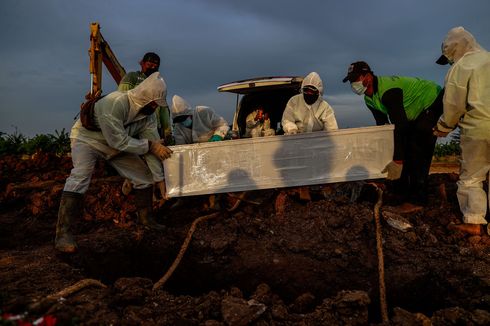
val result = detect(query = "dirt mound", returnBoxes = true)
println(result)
[1,153,489,325]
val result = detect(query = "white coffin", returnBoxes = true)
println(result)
[164,125,394,197]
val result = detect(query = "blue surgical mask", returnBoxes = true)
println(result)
[181,116,192,128]
[351,81,367,95]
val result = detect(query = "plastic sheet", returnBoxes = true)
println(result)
[164,125,394,197]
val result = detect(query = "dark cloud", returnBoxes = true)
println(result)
[0,0,489,135]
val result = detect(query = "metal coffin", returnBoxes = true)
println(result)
[164,125,394,197]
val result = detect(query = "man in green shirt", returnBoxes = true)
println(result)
[118,52,172,144]
[343,61,444,212]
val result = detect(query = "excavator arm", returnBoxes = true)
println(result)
[89,22,126,95]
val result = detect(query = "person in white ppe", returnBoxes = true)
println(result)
[55,72,173,253]
[171,95,230,144]
[245,107,275,137]
[433,27,490,236]
[281,72,338,135]
[280,72,338,201]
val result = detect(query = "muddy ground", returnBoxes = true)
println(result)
[1,152,489,325]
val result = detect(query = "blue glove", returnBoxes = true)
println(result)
[208,134,223,142]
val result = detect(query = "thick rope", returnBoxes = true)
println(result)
[153,212,220,291]
[372,184,388,323]
[28,278,106,313]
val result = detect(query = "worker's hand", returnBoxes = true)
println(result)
[432,127,449,137]
[149,140,173,161]
[208,135,223,142]
[382,160,403,180]
[285,129,298,135]
[121,179,133,196]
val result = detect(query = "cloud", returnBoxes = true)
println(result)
[0,0,489,136]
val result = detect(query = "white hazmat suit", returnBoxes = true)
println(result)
[281,72,338,134]
[171,95,230,144]
[65,72,167,193]
[245,109,275,138]
[436,27,490,225]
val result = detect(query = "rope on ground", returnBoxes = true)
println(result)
[153,211,221,291]
[372,184,388,323]
[28,278,106,313]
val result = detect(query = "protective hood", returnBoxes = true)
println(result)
[301,72,324,95]
[171,95,194,118]
[172,95,230,144]
[126,72,167,123]
[437,27,484,65]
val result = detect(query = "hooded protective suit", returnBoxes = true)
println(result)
[436,27,490,225]
[171,95,230,144]
[281,72,338,134]
[64,72,167,193]
[245,109,275,138]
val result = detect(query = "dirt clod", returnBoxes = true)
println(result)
[1,154,489,324]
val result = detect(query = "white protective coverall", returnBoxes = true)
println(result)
[436,27,490,225]
[245,110,275,138]
[281,72,338,134]
[65,72,167,193]
[171,95,230,144]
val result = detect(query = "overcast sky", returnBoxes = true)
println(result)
[1,0,489,137]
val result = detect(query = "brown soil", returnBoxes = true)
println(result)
[429,161,460,175]
[1,153,489,325]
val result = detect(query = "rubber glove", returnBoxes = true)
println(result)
[382,160,403,180]
[149,139,173,161]
[208,135,223,142]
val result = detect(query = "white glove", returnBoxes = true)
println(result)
[382,160,403,180]
[149,140,173,161]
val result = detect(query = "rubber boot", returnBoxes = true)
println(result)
[55,191,83,253]
[134,187,166,231]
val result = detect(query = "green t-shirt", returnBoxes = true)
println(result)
[364,76,442,120]
[118,71,147,91]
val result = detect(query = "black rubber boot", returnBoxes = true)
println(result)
[134,187,166,231]
[55,191,83,253]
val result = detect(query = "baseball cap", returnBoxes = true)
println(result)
[342,61,372,83]
[141,52,160,65]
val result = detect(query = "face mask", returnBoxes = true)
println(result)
[143,68,158,77]
[181,116,192,128]
[303,93,319,105]
[351,81,367,95]
[140,104,157,115]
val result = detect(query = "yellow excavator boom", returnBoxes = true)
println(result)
[89,22,126,95]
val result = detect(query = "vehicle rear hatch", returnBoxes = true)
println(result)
[218,76,303,135]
